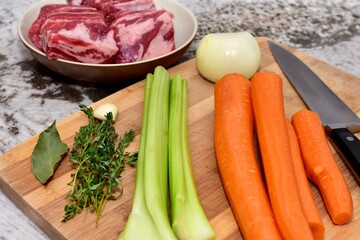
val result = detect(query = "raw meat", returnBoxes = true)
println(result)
[44,24,117,63]
[72,0,156,13]
[110,9,175,63]
[29,5,101,50]
[29,4,119,63]
[67,0,84,5]
[101,0,155,15]
[28,1,176,64]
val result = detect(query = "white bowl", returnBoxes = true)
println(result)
[18,0,197,84]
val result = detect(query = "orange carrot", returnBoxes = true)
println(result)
[251,72,313,240]
[291,108,353,225]
[286,120,325,240]
[214,73,282,240]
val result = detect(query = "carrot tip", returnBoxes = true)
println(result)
[333,213,353,225]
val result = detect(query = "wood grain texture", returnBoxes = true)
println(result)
[0,37,359,239]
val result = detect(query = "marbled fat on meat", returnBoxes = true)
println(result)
[111,9,175,63]
[67,0,84,5]
[45,24,118,63]
[29,4,99,49]
[29,4,119,64]
[75,0,155,13]
[101,0,155,15]
[28,1,175,64]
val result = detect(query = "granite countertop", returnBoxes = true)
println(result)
[0,0,359,239]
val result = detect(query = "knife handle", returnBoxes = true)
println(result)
[329,128,360,185]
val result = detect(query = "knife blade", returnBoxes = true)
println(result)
[269,41,360,185]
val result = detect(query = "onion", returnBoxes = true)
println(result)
[196,32,261,82]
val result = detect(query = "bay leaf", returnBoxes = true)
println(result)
[32,120,68,184]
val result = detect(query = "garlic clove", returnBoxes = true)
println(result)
[93,103,119,121]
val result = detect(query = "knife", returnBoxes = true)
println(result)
[268,41,360,185]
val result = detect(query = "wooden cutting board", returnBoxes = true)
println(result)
[1,37,359,239]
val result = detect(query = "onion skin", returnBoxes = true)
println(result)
[196,32,261,82]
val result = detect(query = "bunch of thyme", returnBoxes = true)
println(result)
[62,104,137,223]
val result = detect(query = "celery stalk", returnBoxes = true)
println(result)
[169,74,216,240]
[119,67,176,240]
[142,66,174,239]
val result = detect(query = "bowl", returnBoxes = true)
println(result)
[18,0,197,85]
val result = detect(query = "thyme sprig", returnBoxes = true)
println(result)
[62,104,137,223]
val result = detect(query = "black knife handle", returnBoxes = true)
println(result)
[328,128,360,185]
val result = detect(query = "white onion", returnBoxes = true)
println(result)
[196,32,261,82]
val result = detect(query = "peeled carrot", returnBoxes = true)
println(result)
[286,120,325,240]
[214,73,282,240]
[291,108,353,225]
[251,72,313,240]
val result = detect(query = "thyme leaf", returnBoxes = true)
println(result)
[62,104,137,223]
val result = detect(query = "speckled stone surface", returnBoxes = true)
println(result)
[0,0,359,238]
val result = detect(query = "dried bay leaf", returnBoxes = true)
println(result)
[32,120,68,184]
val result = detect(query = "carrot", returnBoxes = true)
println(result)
[214,73,282,240]
[251,72,313,240]
[291,108,353,225]
[286,120,325,240]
